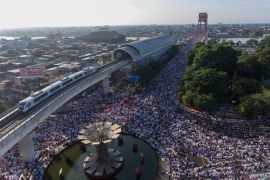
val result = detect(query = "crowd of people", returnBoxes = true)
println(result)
[1,45,270,180]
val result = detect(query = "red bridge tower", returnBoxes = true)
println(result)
[198,13,208,34]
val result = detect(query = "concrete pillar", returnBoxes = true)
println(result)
[111,51,115,61]
[102,74,112,94]
[19,131,35,162]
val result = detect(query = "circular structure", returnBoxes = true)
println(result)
[43,135,158,180]
[78,122,123,179]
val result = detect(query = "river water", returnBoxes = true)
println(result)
[210,37,263,44]
[0,36,46,40]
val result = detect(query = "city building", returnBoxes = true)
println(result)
[47,33,63,40]
[6,40,29,49]
[79,31,126,44]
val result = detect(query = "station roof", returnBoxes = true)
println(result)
[126,35,172,56]
[115,35,173,61]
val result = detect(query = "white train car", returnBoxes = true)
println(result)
[18,81,63,112]
[18,66,97,112]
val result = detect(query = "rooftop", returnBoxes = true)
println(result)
[114,35,173,61]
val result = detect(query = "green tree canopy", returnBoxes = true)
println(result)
[231,76,263,100]
[182,91,217,111]
[193,44,240,76]
[207,38,219,45]
[0,100,8,114]
[185,49,195,66]
[180,41,270,115]
[258,37,270,49]
[185,43,206,66]
[236,53,263,81]
[239,90,270,116]
[256,47,270,80]
[167,45,181,58]
[246,39,258,47]
[184,68,230,102]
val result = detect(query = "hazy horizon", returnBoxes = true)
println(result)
[1,23,270,31]
[0,0,269,29]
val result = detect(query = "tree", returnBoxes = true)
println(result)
[193,44,240,77]
[246,39,258,47]
[185,49,195,66]
[236,41,242,47]
[0,100,7,113]
[249,29,264,38]
[149,60,162,73]
[256,47,270,80]
[135,65,154,86]
[184,68,230,102]
[207,38,219,45]
[178,66,194,97]
[181,91,217,111]
[231,76,263,100]
[179,42,270,113]
[194,42,206,49]
[236,53,263,81]
[226,40,235,46]
[239,90,270,116]
[134,59,163,86]
[167,45,180,59]
[258,37,270,49]
[185,43,206,66]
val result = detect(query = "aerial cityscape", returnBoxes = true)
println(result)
[0,0,270,180]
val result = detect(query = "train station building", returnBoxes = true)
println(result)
[113,35,173,65]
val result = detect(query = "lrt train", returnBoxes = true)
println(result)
[18,66,97,112]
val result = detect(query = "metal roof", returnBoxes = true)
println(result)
[126,35,173,56]
[115,35,173,61]
[118,46,141,60]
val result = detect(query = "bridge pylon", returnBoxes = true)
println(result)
[198,12,208,34]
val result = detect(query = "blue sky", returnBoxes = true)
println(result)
[0,0,269,28]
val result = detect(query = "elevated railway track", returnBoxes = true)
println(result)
[0,60,129,156]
